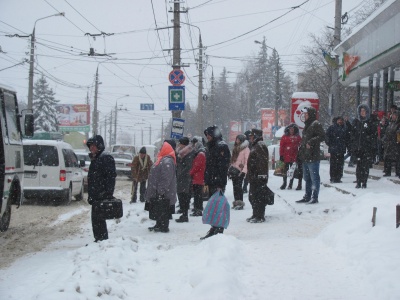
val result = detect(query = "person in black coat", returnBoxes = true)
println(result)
[350,104,377,188]
[325,116,349,183]
[201,125,231,239]
[87,135,117,242]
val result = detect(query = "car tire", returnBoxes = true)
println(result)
[75,182,84,201]
[0,201,11,232]
[63,186,72,206]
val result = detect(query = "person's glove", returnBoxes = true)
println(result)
[280,156,284,162]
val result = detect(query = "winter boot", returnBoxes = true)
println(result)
[362,182,367,189]
[190,209,203,217]
[280,177,287,190]
[200,227,216,240]
[287,178,294,190]
[355,181,361,188]
[175,214,189,223]
[234,200,245,210]
[295,180,302,190]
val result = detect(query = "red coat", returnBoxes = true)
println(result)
[190,151,206,185]
[279,134,301,163]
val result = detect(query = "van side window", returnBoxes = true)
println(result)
[3,92,20,143]
[63,149,78,168]
[23,145,59,166]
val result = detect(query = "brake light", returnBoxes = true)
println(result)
[83,167,89,172]
[60,170,66,181]
[127,163,132,167]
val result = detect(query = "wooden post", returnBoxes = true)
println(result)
[372,207,377,227]
[396,205,400,228]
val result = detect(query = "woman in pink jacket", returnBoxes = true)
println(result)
[229,134,250,210]
[189,137,206,216]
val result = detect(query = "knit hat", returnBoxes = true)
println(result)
[179,137,190,146]
[249,128,263,139]
[164,139,176,150]
[139,146,146,154]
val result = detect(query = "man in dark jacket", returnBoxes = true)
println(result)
[350,104,377,188]
[175,136,195,223]
[87,135,117,242]
[325,116,349,183]
[246,128,269,223]
[201,125,231,239]
[297,107,325,204]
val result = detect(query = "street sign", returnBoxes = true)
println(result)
[169,69,185,86]
[169,86,185,111]
[171,118,185,139]
[140,103,154,110]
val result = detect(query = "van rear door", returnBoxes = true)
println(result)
[23,144,60,189]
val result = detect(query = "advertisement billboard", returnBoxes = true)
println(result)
[56,104,90,132]
[290,92,319,131]
[229,121,242,143]
[261,108,274,138]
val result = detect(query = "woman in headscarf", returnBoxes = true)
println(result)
[145,141,177,233]
[189,136,206,216]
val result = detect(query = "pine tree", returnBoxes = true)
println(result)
[32,75,59,132]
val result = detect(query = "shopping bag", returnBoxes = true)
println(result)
[202,191,230,229]
[287,162,297,179]
[273,161,285,177]
[266,186,274,205]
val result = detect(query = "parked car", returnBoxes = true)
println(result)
[74,150,90,192]
[23,140,85,205]
[110,152,133,179]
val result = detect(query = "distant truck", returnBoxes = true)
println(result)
[0,84,34,232]
[111,144,136,156]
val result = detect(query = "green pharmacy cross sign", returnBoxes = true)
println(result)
[168,86,185,111]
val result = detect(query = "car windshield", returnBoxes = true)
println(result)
[112,153,132,160]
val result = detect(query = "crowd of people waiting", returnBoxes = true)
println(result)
[85,103,400,242]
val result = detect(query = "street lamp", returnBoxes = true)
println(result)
[28,12,65,110]
[254,40,280,127]
[114,94,129,144]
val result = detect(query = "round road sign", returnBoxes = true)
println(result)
[169,69,186,86]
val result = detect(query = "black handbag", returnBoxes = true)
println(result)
[266,187,275,205]
[228,165,241,178]
[98,198,123,219]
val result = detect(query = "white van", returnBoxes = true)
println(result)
[23,140,84,205]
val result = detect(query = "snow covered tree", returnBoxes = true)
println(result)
[32,75,59,132]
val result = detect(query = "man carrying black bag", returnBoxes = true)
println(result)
[87,135,117,242]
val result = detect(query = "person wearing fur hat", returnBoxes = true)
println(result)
[130,147,153,203]
[296,107,325,204]
[350,104,377,188]
[175,137,195,223]
[246,128,269,223]
[279,123,302,190]
[229,134,250,210]
[86,135,117,242]
[189,136,206,216]
[201,125,231,239]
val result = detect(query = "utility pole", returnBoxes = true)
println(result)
[28,28,35,110]
[86,91,90,140]
[274,50,280,127]
[331,0,342,116]
[114,102,117,144]
[197,34,203,134]
[149,124,152,144]
[104,116,107,144]
[172,1,182,120]
[92,67,99,136]
[109,111,113,147]
[211,71,215,125]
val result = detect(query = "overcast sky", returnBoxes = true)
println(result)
[0,0,357,143]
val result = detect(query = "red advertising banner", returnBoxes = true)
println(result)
[229,121,242,143]
[261,108,274,138]
[290,92,319,131]
[56,104,91,132]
